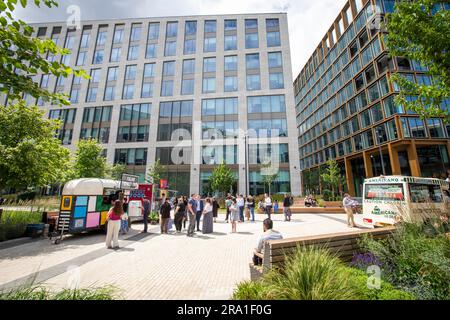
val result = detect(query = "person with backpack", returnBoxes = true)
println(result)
[283,194,292,222]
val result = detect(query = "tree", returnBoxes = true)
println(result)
[385,0,450,123]
[146,159,166,185]
[107,163,126,181]
[261,164,279,196]
[320,160,345,200]
[0,0,87,105]
[209,162,236,196]
[72,139,109,179]
[0,101,70,190]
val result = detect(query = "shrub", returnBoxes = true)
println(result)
[0,210,43,242]
[234,246,360,300]
[359,222,450,300]
[17,192,37,202]
[322,189,333,201]
[0,284,119,300]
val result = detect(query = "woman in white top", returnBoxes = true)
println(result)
[230,198,239,233]
[202,198,214,234]
[264,193,273,219]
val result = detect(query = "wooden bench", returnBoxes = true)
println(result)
[249,227,395,280]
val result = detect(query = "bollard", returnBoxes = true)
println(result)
[43,224,50,238]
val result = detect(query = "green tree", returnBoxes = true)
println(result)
[0,101,70,190]
[209,162,236,196]
[320,160,345,200]
[107,163,126,181]
[72,139,108,179]
[0,0,87,105]
[146,159,166,185]
[385,0,450,123]
[261,164,279,196]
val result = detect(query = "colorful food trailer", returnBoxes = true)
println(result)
[53,178,137,243]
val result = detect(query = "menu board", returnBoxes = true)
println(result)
[366,184,404,201]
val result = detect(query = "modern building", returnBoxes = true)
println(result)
[294,0,450,197]
[16,13,301,196]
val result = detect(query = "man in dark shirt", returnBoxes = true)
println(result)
[142,198,151,233]
[187,194,197,237]
[160,198,171,234]
[195,196,204,232]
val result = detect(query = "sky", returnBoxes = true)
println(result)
[13,0,348,77]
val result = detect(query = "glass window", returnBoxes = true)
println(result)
[224,35,237,51]
[204,20,217,33]
[86,87,97,102]
[248,95,285,113]
[245,19,258,29]
[269,73,284,89]
[427,118,445,138]
[246,53,260,70]
[80,32,91,48]
[267,31,281,47]
[96,30,107,46]
[383,95,403,117]
[90,69,101,83]
[266,18,279,28]
[107,67,118,81]
[146,43,157,58]
[183,59,195,74]
[368,83,380,103]
[371,103,384,123]
[125,65,137,80]
[224,76,238,92]
[76,51,87,66]
[141,83,154,98]
[122,84,135,99]
[185,21,197,35]
[110,47,121,62]
[93,49,104,64]
[166,22,178,37]
[161,80,174,96]
[130,24,142,42]
[268,52,282,68]
[184,39,196,54]
[409,118,427,138]
[127,45,140,60]
[224,19,237,31]
[113,28,124,44]
[104,85,115,101]
[165,40,177,56]
[204,37,216,52]
[181,79,195,95]
[203,57,216,73]
[247,74,261,91]
[360,109,372,127]
[143,63,155,78]
[202,77,216,93]
[224,55,237,71]
[245,33,259,49]
[148,23,160,40]
[163,61,175,76]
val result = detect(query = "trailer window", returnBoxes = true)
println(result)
[365,184,404,201]
[409,184,443,203]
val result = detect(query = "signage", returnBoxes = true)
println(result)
[121,174,139,189]
[160,179,169,189]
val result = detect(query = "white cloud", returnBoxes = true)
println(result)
[13,0,347,77]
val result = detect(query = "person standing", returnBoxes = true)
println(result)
[225,196,232,223]
[105,200,123,249]
[273,200,279,215]
[212,197,219,223]
[160,198,171,234]
[343,193,357,228]
[247,195,255,222]
[195,195,204,232]
[202,198,214,234]
[283,194,292,222]
[182,196,188,230]
[187,194,197,237]
[264,193,273,220]
[142,198,151,233]
[237,194,245,222]
[174,197,186,233]
[230,198,239,233]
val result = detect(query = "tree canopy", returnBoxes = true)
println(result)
[209,162,236,195]
[0,101,71,190]
[385,0,450,123]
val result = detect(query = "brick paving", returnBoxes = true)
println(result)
[0,213,365,299]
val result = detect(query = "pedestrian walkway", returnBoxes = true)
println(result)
[0,213,366,299]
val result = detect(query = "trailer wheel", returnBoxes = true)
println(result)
[54,239,61,245]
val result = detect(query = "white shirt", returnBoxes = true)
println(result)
[265,197,272,206]
[203,203,212,213]
[237,197,245,207]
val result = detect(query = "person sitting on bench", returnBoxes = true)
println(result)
[252,219,283,266]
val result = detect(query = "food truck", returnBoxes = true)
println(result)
[128,183,153,222]
[362,176,449,227]
[53,178,138,243]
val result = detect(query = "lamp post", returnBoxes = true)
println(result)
[243,132,249,196]
[377,127,386,176]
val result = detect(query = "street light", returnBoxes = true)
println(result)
[243,132,249,196]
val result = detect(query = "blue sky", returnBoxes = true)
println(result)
[14,0,347,76]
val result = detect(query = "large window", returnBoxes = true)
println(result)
[164,40,177,56]
[246,74,261,91]
[127,45,140,60]
[249,170,290,195]
[246,53,260,70]
[80,106,111,143]
[114,148,148,166]
[155,147,192,165]
[202,97,238,115]
[247,95,285,113]
[120,103,151,121]
[202,121,238,139]
[204,37,216,52]
[249,144,289,164]
[148,22,160,40]
[248,119,287,137]
[110,47,121,62]
[202,146,237,164]
[158,101,193,141]
[224,55,238,71]
[224,35,237,51]
[268,52,282,68]
[267,31,281,47]
[166,22,178,37]
[203,57,216,73]
[130,24,142,42]
[185,21,197,35]
[163,61,175,76]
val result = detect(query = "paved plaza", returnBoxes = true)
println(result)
[0,213,367,299]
